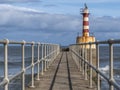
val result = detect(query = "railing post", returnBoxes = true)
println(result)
[47,44,50,69]
[77,46,79,65]
[74,46,77,64]
[51,45,53,61]
[54,45,56,59]
[53,45,55,60]
[30,42,35,88]
[21,40,25,90]
[89,43,93,88]
[48,44,51,66]
[4,39,9,90]
[109,40,114,90]
[55,45,57,58]
[80,45,83,72]
[81,45,83,71]
[52,45,54,61]
[54,45,56,58]
[96,42,100,90]
[50,44,52,65]
[41,44,44,75]
[57,45,59,55]
[44,44,47,71]
[55,45,57,57]
[46,44,48,69]
[82,44,85,75]
[36,42,40,80]
[85,44,88,80]
[79,45,82,71]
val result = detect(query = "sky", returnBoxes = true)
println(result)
[0,0,120,45]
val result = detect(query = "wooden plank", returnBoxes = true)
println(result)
[26,51,97,90]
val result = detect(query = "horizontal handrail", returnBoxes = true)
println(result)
[70,39,120,46]
[0,39,60,90]
[69,39,120,90]
[70,49,120,90]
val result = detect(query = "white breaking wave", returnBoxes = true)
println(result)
[99,65,109,80]
[99,65,109,74]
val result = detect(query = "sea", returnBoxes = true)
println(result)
[99,46,120,90]
[0,46,120,90]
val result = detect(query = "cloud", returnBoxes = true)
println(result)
[0,4,81,44]
[89,15,120,40]
[0,4,120,45]
[46,0,120,4]
[79,0,120,3]
[90,16,120,32]
[0,0,40,3]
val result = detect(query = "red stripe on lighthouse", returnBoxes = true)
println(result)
[83,29,89,32]
[83,13,89,17]
[81,4,90,37]
[83,21,89,25]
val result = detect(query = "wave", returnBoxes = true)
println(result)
[100,65,109,74]
[100,65,120,75]
[0,56,38,66]
[100,65,120,84]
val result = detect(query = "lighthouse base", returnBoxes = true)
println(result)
[76,36,96,49]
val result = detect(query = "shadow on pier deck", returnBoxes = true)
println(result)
[26,51,96,90]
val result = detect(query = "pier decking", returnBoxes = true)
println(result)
[26,51,96,90]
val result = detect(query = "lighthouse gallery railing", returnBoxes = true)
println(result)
[0,39,60,90]
[70,39,120,90]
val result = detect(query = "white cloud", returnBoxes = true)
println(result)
[0,4,120,45]
[0,0,40,3]
[0,4,43,13]
[0,4,81,44]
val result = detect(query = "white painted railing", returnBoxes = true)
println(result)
[70,39,120,90]
[0,39,60,90]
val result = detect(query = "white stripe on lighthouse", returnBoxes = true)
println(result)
[83,17,89,21]
[83,26,89,29]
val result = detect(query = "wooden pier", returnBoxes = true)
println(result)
[26,51,97,90]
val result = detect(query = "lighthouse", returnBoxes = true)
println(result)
[76,4,96,48]
[82,4,89,37]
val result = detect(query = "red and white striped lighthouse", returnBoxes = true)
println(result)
[81,4,89,37]
[76,4,96,48]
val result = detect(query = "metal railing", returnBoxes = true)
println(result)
[0,39,60,90]
[69,39,120,90]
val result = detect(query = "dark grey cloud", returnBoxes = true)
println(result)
[0,4,81,44]
[90,16,120,32]
[89,15,120,40]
